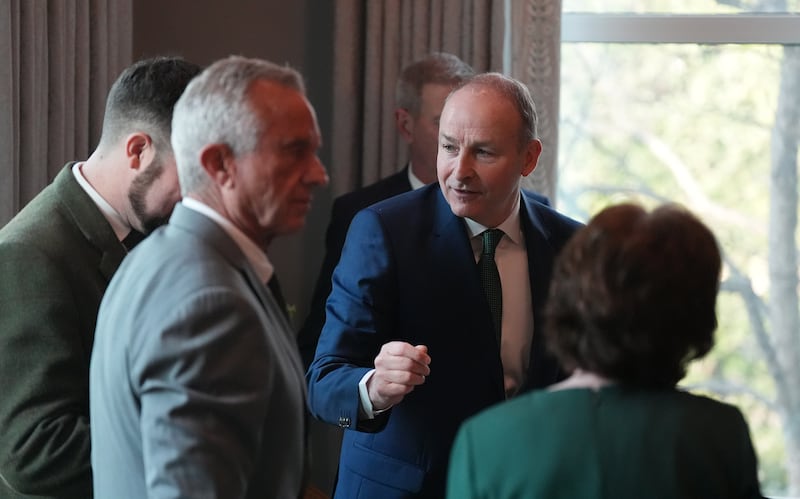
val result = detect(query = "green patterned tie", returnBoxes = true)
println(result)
[478,229,503,344]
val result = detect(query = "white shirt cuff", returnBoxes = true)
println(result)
[358,369,391,419]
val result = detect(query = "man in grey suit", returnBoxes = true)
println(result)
[90,56,328,498]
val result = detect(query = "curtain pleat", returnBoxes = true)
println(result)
[0,0,132,226]
[0,0,18,221]
[18,2,49,205]
[508,0,562,200]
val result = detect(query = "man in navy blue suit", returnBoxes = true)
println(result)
[307,73,582,498]
[297,53,474,366]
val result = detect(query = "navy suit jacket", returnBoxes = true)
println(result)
[306,183,580,498]
[299,167,550,368]
[298,168,412,366]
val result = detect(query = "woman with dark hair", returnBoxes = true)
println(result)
[446,202,763,499]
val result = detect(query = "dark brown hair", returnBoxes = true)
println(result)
[544,203,721,388]
[100,56,201,151]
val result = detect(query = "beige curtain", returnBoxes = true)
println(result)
[330,0,561,201]
[0,0,132,226]
[330,0,505,197]
[507,0,562,200]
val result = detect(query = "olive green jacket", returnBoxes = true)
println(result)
[0,164,126,498]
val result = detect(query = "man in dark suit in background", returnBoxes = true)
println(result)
[297,52,474,366]
[0,56,200,498]
[90,55,328,499]
[307,73,582,498]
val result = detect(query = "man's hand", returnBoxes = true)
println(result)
[367,342,431,411]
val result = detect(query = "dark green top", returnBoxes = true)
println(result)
[447,385,763,499]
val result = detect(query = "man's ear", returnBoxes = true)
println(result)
[199,143,236,187]
[395,108,414,144]
[125,133,153,171]
[521,139,543,177]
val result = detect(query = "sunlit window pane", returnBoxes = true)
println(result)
[558,41,799,496]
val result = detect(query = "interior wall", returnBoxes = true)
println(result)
[132,0,335,330]
[133,0,305,67]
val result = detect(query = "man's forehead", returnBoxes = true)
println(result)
[443,87,516,124]
[269,113,321,145]
[441,96,486,126]
[446,84,493,107]
[251,81,311,114]
[278,130,321,148]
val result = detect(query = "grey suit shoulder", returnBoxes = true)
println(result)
[90,204,307,499]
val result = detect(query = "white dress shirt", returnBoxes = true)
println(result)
[182,197,274,284]
[465,203,534,398]
[406,162,426,190]
[72,162,129,242]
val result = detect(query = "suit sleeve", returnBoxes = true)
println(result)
[446,421,481,499]
[306,208,396,432]
[297,197,353,369]
[0,241,93,497]
[130,289,272,499]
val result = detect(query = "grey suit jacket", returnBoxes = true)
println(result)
[90,203,307,499]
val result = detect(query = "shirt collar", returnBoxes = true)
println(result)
[406,162,426,190]
[463,198,523,246]
[181,197,274,283]
[71,162,129,241]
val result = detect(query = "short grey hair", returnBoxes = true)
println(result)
[453,72,539,146]
[171,55,305,194]
[395,52,474,116]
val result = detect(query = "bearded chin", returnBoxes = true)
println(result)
[128,156,170,234]
[128,181,170,235]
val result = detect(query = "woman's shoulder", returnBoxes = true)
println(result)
[463,387,601,430]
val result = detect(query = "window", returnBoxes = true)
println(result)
[560,1,800,496]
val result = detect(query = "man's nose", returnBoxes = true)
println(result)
[452,152,473,180]
[305,155,329,187]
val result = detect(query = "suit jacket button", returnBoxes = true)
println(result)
[338,416,351,428]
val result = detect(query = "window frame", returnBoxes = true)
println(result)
[558,9,800,498]
[562,13,800,44]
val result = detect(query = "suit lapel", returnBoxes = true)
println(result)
[53,164,127,282]
[168,204,309,460]
[169,205,301,360]
[431,190,484,307]
[520,196,562,389]
[428,186,505,394]
[520,197,557,324]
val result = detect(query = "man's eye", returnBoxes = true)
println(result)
[441,143,457,153]
[286,145,309,159]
